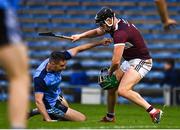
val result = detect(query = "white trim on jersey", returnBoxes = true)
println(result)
[114,43,125,46]
[115,19,120,31]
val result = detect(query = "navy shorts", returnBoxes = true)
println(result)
[0,8,22,46]
[47,100,68,120]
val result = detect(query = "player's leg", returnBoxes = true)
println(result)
[117,59,163,123]
[154,0,177,30]
[108,68,124,113]
[59,95,69,107]
[100,87,117,122]
[100,68,124,122]
[48,100,86,121]
[118,67,151,109]
[0,44,30,128]
[28,95,69,119]
[60,96,85,121]
[63,108,86,121]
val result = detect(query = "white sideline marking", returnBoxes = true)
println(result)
[35,129,180,130]
[80,125,180,129]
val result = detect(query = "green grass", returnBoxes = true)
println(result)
[0,102,180,129]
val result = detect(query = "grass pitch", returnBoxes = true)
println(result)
[0,102,180,129]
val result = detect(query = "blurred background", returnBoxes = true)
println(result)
[0,0,180,106]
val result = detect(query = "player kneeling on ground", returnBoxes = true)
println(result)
[28,38,112,122]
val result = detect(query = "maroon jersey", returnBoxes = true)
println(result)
[110,19,151,61]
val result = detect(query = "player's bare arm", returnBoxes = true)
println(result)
[35,93,52,121]
[71,28,105,42]
[109,44,125,75]
[69,38,112,56]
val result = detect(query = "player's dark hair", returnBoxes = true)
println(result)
[49,51,72,62]
[49,51,66,62]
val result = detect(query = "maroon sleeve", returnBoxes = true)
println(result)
[113,31,128,45]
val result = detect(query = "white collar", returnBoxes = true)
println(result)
[114,19,120,31]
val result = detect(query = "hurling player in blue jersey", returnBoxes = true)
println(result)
[0,0,30,128]
[31,38,112,122]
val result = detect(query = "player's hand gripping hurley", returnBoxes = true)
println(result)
[98,67,119,90]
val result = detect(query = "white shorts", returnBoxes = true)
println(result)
[120,59,153,78]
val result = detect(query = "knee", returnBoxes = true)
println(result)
[9,68,29,82]
[9,74,30,88]
[12,74,30,85]
[118,87,128,97]
[79,114,86,121]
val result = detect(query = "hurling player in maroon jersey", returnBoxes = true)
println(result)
[71,7,163,123]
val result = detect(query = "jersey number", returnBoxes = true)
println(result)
[122,19,138,29]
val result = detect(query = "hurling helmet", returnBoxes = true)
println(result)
[95,7,114,25]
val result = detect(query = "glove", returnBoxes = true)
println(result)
[98,68,119,90]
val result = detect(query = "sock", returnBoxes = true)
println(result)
[28,108,40,118]
[32,108,40,115]
[106,113,115,121]
[146,106,156,114]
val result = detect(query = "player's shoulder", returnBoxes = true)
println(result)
[113,29,128,38]
[33,77,46,89]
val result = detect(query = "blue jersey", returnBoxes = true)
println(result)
[33,59,63,109]
[33,50,72,109]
